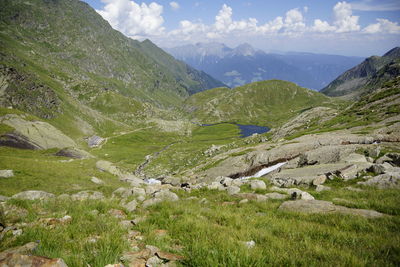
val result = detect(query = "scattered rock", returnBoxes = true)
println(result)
[155,251,185,261]
[338,164,360,180]
[120,175,145,187]
[0,242,38,260]
[312,175,326,186]
[87,135,105,148]
[154,190,179,202]
[71,190,104,201]
[0,170,13,178]
[12,190,55,200]
[357,172,400,189]
[207,182,225,191]
[91,176,104,185]
[0,253,68,266]
[39,215,72,227]
[279,200,384,218]
[108,209,126,219]
[142,198,162,208]
[234,193,268,202]
[0,195,9,202]
[242,240,256,249]
[146,256,163,266]
[250,180,267,190]
[123,200,137,212]
[239,199,248,204]
[226,186,240,195]
[12,229,22,236]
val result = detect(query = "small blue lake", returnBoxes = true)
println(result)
[201,123,270,138]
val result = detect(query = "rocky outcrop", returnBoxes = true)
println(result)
[0,253,68,267]
[279,199,384,218]
[358,172,400,189]
[12,190,55,200]
[0,114,76,149]
[0,170,13,178]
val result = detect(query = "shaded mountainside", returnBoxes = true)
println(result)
[184,80,339,127]
[167,42,364,90]
[321,47,400,99]
[0,0,222,110]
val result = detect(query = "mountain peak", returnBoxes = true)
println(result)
[232,43,256,57]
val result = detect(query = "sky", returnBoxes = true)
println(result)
[82,0,400,56]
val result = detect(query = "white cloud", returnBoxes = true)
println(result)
[169,1,179,11]
[363,18,400,34]
[97,0,165,38]
[284,8,306,33]
[352,0,400,11]
[312,19,336,33]
[333,1,360,33]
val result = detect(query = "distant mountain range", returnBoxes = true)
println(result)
[166,43,364,90]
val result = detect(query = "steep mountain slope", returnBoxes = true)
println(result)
[321,47,400,99]
[167,43,364,90]
[184,80,339,127]
[0,0,226,141]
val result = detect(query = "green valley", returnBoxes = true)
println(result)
[0,0,399,267]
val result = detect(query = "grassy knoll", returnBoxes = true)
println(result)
[0,147,126,196]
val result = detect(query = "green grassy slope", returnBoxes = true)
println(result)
[185,80,340,127]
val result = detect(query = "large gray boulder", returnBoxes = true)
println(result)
[358,173,400,189]
[96,160,123,177]
[0,170,13,178]
[87,135,105,148]
[0,114,76,149]
[0,253,68,266]
[250,180,267,190]
[12,190,55,200]
[226,186,240,195]
[154,190,179,202]
[279,200,384,218]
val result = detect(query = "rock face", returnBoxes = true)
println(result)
[12,190,55,200]
[358,173,400,189]
[0,114,76,149]
[279,200,384,218]
[0,170,13,178]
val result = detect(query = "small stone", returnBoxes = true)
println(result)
[226,186,240,195]
[199,198,209,204]
[243,240,256,249]
[154,190,179,202]
[0,170,13,178]
[239,199,248,204]
[142,198,162,208]
[0,253,68,266]
[145,245,160,255]
[146,256,163,266]
[123,200,138,212]
[104,264,124,267]
[12,229,22,236]
[250,180,267,190]
[71,190,104,201]
[108,209,126,219]
[120,220,134,229]
[91,176,104,185]
[312,175,327,185]
[155,251,185,261]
